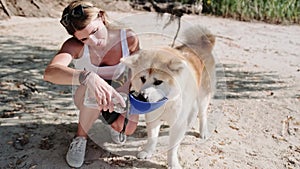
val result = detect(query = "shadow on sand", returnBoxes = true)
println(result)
[214,63,288,100]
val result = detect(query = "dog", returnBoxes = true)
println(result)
[121,25,216,168]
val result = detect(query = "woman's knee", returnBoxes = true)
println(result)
[111,114,138,135]
[73,85,86,109]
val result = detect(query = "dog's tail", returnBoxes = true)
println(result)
[180,25,216,93]
[181,24,215,61]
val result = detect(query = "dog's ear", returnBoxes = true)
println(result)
[167,59,186,74]
[120,51,140,68]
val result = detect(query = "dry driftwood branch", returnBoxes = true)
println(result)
[31,0,40,9]
[149,0,185,47]
[0,0,11,17]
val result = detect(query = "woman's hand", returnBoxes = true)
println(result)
[83,71,126,112]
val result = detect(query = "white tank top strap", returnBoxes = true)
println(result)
[73,45,89,70]
[120,29,130,58]
[112,29,130,80]
[83,45,89,59]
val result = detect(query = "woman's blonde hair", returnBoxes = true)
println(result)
[60,0,109,35]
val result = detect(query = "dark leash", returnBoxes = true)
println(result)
[101,103,129,142]
[119,94,130,142]
[119,114,128,142]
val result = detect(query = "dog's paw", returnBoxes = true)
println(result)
[137,151,152,159]
[200,128,210,140]
[167,155,182,169]
[168,163,182,169]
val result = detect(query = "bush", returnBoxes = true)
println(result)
[202,0,300,24]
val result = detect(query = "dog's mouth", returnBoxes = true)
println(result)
[130,91,148,102]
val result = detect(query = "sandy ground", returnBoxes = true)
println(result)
[0,11,300,169]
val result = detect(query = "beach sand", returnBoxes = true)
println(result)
[0,10,299,169]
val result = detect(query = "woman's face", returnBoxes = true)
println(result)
[74,17,108,47]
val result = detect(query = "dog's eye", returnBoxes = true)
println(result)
[153,79,163,86]
[140,76,146,83]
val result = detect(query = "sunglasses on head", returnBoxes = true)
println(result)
[60,4,92,27]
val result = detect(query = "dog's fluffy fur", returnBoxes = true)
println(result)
[121,25,215,168]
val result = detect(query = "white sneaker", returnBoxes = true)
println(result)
[66,136,87,168]
[109,126,126,145]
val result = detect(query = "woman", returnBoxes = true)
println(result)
[43,0,139,167]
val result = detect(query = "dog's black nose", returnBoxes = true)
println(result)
[136,94,147,102]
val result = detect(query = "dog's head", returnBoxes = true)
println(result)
[121,47,186,102]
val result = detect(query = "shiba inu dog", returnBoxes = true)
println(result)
[121,25,216,168]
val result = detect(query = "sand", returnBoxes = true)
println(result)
[0,11,299,169]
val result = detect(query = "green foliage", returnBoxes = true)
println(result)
[202,0,300,24]
[175,0,201,4]
[157,0,201,4]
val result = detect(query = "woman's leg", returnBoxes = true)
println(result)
[111,114,139,135]
[74,85,139,137]
[77,109,100,137]
[66,85,99,168]
[74,85,100,138]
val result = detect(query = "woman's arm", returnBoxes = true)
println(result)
[43,38,83,85]
[44,37,126,110]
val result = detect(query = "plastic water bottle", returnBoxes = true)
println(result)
[83,87,98,109]
[112,92,128,113]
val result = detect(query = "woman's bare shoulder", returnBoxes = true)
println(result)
[125,29,140,53]
[59,37,84,59]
